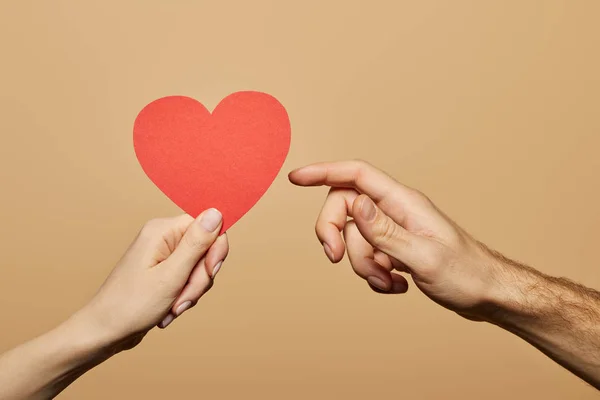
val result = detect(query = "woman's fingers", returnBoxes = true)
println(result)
[157,256,212,329]
[160,209,223,285]
[159,234,229,329]
[203,234,229,279]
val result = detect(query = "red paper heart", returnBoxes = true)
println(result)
[133,91,291,233]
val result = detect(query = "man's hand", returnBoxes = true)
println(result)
[289,160,501,320]
[290,160,600,389]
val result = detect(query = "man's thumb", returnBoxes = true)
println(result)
[352,195,419,267]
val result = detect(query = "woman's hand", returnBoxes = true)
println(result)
[83,209,229,349]
[0,209,229,399]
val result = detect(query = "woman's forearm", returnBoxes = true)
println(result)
[487,257,600,388]
[0,310,115,399]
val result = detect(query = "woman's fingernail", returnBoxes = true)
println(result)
[200,208,222,232]
[212,261,223,278]
[367,276,389,292]
[160,314,174,328]
[323,243,334,261]
[175,301,192,316]
[360,197,377,221]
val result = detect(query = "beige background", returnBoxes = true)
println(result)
[1,1,599,399]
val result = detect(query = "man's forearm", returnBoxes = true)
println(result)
[0,311,114,399]
[485,253,600,388]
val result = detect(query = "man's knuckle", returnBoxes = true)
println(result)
[422,246,448,276]
[409,188,428,202]
[351,159,372,172]
[374,220,400,247]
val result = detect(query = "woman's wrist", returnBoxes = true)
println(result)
[66,300,146,360]
[0,309,119,400]
[58,310,118,363]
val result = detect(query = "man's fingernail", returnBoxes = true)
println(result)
[160,314,174,328]
[360,197,377,221]
[175,301,192,316]
[212,261,223,278]
[392,280,408,293]
[323,243,334,261]
[200,208,222,232]
[367,276,389,292]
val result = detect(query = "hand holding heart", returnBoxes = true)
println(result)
[57,92,292,358]
[80,209,229,354]
[0,210,231,400]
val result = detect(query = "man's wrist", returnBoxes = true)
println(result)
[477,251,547,325]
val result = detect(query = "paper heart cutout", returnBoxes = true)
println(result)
[133,91,291,233]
